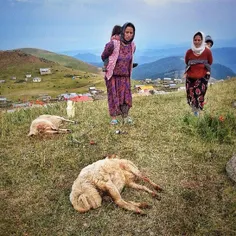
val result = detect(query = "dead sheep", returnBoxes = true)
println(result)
[70,154,163,215]
[28,115,76,136]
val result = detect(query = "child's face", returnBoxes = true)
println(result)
[206,42,212,48]
[124,26,134,42]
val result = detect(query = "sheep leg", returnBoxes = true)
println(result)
[58,128,72,133]
[101,181,145,214]
[60,117,77,124]
[127,201,151,209]
[44,129,71,134]
[140,175,163,192]
[120,162,163,191]
[127,182,161,200]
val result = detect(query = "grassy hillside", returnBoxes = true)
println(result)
[20,48,99,73]
[0,50,105,101]
[1,78,235,235]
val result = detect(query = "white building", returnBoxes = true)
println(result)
[40,68,51,75]
[33,77,41,82]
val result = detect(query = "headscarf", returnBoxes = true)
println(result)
[120,22,135,45]
[191,31,206,55]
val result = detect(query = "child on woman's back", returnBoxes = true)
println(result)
[205,35,214,78]
[102,25,122,72]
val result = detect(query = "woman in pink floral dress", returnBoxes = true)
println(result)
[101,22,136,125]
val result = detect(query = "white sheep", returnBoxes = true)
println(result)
[28,115,76,136]
[70,154,162,214]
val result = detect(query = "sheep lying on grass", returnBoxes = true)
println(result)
[28,115,76,136]
[70,154,163,215]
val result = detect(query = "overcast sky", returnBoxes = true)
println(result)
[0,0,235,52]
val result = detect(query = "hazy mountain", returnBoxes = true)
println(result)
[65,46,236,73]
[74,53,101,64]
[212,47,236,72]
[134,47,236,72]
[211,63,236,79]
[132,56,235,80]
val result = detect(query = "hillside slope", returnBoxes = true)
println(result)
[0,50,56,69]
[0,50,104,101]
[20,48,99,74]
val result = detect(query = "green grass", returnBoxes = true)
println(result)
[0,48,104,102]
[1,78,236,235]
[0,65,105,101]
[183,111,236,144]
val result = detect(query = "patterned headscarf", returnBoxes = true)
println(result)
[120,22,135,45]
[191,31,206,55]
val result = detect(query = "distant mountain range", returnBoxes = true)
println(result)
[66,46,236,80]
[132,56,235,80]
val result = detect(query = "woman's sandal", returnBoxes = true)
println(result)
[110,119,118,125]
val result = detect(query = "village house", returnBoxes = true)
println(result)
[0,96,7,103]
[89,86,98,95]
[163,77,172,83]
[58,93,78,101]
[25,73,32,78]
[38,94,51,102]
[33,77,41,82]
[0,96,12,108]
[173,78,183,84]
[39,68,51,75]
[168,83,178,89]
[0,80,6,83]
[144,78,153,84]
[11,76,16,80]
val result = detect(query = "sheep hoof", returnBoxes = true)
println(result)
[154,185,163,192]
[139,202,152,209]
[152,193,161,200]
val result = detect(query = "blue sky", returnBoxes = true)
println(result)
[0,0,235,52]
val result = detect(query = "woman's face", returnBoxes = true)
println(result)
[193,35,202,48]
[124,26,134,42]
